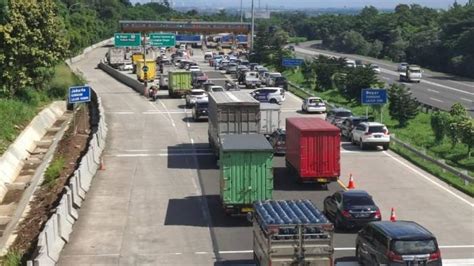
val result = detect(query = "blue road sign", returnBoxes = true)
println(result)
[361,89,387,105]
[69,86,91,104]
[282,58,304,67]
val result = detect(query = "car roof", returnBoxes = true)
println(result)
[307,96,322,100]
[360,122,385,127]
[370,221,435,240]
[331,107,352,112]
[345,116,368,121]
[191,89,205,93]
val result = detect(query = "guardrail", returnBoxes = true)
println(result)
[287,81,473,185]
[26,89,107,266]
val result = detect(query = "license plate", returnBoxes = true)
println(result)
[241,207,253,213]
[374,135,382,138]
[317,178,328,183]
[355,213,370,218]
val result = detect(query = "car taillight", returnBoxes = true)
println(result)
[341,210,351,218]
[387,251,403,262]
[384,130,390,135]
[429,249,441,261]
[277,141,282,145]
[374,209,381,219]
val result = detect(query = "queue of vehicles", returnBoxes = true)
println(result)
[107,45,440,266]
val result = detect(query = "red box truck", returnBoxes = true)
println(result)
[285,117,340,184]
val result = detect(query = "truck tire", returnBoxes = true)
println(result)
[383,144,389,150]
[269,99,278,104]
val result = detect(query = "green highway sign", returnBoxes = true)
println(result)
[149,33,176,47]
[114,33,141,47]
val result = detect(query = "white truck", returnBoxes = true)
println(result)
[245,71,261,88]
[107,48,125,68]
[399,64,422,83]
[260,103,281,137]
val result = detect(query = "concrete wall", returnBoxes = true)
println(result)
[27,90,107,266]
[98,62,145,95]
[0,102,66,202]
[68,38,113,65]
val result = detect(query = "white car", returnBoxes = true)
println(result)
[250,87,285,104]
[301,97,326,113]
[185,89,208,107]
[260,71,270,85]
[122,63,133,71]
[245,71,261,88]
[266,72,282,86]
[209,86,224,92]
[351,122,390,150]
[370,64,381,73]
[189,65,200,72]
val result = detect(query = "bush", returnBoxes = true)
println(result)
[43,157,65,187]
[47,63,82,99]
[3,250,22,266]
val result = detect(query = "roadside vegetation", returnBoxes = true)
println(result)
[268,3,474,78]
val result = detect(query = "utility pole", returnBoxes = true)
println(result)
[240,0,243,23]
[250,0,255,50]
[143,32,148,97]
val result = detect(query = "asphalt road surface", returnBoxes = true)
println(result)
[294,41,474,117]
[58,46,474,265]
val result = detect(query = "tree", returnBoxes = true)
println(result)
[312,55,345,90]
[388,84,419,127]
[457,118,474,157]
[336,30,371,55]
[342,67,378,101]
[301,59,315,86]
[0,0,68,96]
[450,102,468,117]
[430,111,451,143]
[446,103,469,147]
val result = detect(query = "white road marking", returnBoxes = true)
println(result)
[422,79,474,96]
[427,88,440,93]
[382,151,474,207]
[190,138,194,144]
[287,91,304,102]
[460,97,473,103]
[109,153,214,157]
[106,111,134,114]
[429,97,444,103]
[158,100,177,128]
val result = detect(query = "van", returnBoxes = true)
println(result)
[356,221,442,265]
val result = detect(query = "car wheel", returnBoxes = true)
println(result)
[334,216,342,230]
[356,245,363,264]
[383,144,389,150]
[269,99,278,104]
[360,140,365,150]
[351,137,356,145]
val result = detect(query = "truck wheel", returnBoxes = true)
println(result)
[269,99,277,104]
[351,137,356,145]
[253,252,260,266]
[356,246,363,264]
[383,144,389,150]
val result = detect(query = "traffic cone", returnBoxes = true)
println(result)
[347,173,356,189]
[99,157,105,171]
[390,208,397,222]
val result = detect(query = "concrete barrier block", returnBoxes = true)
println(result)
[57,199,73,242]
[69,174,83,207]
[46,214,66,262]
[75,169,87,198]
[78,164,91,192]
[65,187,79,219]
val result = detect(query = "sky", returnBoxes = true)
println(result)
[136,0,469,9]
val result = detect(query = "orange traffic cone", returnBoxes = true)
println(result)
[390,208,397,222]
[99,157,105,171]
[347,173,356,189]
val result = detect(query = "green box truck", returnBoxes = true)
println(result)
[168,70,192,98]
[219,134,274,215]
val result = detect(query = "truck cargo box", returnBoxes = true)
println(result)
[260,103,281,137]
[208,91,260,155]
[136,59,156,82]
[285,117,340,184]
[252,200,334,266]
[168,70,192,98]
[220,134,274,215]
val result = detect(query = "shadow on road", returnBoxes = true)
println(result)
[273,167,330,191]
[214,260,255,266]
[164,195,251,228]
[167,143,218,170]
[181,117,208,123]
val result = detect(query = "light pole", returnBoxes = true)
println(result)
[240,0,243,23]
[250,0,255,50]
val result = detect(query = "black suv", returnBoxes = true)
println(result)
[268,129,286,155]
[356,221,442,265]
[340,116,369,139]
[326,108,353,128]
[323,190,381,229]
[192,100,208,121]
[273,76,288,91]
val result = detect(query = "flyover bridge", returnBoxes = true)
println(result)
[119,20,251,34]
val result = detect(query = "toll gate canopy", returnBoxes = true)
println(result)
[119,20,251,34]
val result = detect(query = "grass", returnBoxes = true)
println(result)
[43,157,66,188]
[0,63,81,154]
[285,68,474,196]
[2,250,22,266]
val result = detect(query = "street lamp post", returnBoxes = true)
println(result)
[250,0,255,50]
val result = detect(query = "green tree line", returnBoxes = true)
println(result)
[269,3,474,78]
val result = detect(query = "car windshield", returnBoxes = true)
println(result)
[212,88,224,92]
[368,126,386,133]
[392,240,437,254]
[352,119,368,126]
[336,111,352,117]
[275,77,286,82]
[278,134,286,141]
[191,91,204,96]
[196,102,208,108]
[343,195,374,207]
[309,98,322,104]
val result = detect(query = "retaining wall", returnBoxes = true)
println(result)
[26,89,107,266]
[0,102,66,202]
[98,62,145,95]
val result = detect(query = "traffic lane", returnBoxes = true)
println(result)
[60,47,215,265]
[339,147,474,259]
[297,43,474,94]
